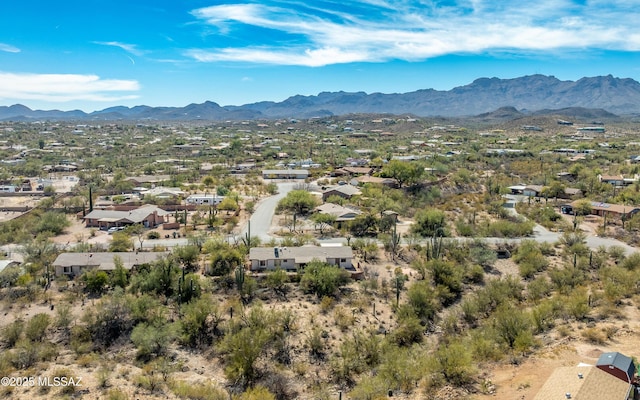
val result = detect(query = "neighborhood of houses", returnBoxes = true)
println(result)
[3,116,640,399]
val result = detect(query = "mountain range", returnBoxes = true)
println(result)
[2,74,640,121]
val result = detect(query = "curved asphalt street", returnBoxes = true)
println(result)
[239,181,298,242]
[134,187,637,255]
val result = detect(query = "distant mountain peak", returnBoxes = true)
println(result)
[0,75,638,121]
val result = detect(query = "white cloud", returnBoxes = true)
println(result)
[0,72,140,103]
[93,41,146,56]
[186,0,640,66]
[0,43,20,53]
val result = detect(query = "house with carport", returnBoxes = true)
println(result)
[53,251,169,277]
[249,246,353,272]
[83,204,170,230]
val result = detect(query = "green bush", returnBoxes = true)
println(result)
[483,219,534,238]
[82,269,109,295]
[170,380,227,400]
[131,322,174,360]
[3,319,24,347]
[300,260,350,298]
[25,313,50,342]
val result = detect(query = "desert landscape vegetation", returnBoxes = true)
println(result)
[1,107,640,400]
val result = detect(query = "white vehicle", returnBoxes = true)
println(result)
[107,226,126,234]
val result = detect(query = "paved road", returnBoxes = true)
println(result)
[105,188,640,255]
[238,181,299,242]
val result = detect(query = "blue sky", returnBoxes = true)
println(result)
[1,0,640,112]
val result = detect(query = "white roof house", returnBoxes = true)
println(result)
[314,203,362,221]
[53,251,169,276]
[249,246,353,271]
[83,205,171,229]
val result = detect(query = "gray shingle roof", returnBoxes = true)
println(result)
[249,246,352,261]
[84,205,170,223]
[53,252,169,270]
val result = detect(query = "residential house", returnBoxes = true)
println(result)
[83,204,170,230]
[185,194,225,205]
[351,175,398,188]
[561,200,640,218]
[599,174,625,186]
[53,251,169,277]
[557,171,576,181]
[321,185,362,201]
[522,185,582,199]
[534,352,636,400]
[126,175,172,187]
[42,164,78,173]
[262,169,309,179]
[523,185,544,197]
[314,203,362,222]
[249,246,353,271]
[139,186,185,200]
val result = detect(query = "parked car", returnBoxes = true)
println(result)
[107,226,126,234]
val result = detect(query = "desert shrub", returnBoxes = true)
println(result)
[461,297,480,325]
[131,322,174,361]
[514,240,548,271]
[433,340,475,386]
[581,327,607,344]
[129,294,166,325]
[527,276,552,302]
[170,380,227,400]
[411,209,448,237]
[376,345,429,393]
[3,319,24,347]
[55,303,74,330]
[406,280,441,323]
[469,329,503,362]
[349,376,388,400]
[0,265,21,287]
[601,266,636,304]
[82,288,133,348]
[24,313,51,342]
[333,305,356,331]
[491,304,533,350]
[219,322,272,384]
[265,268,289,299]
[106,389,129,400]
[475,276,524,317]
[69,325,92,355]
[549,266,585,294]
[390,313,424,346]
[608,246,627,264]
[300,260,350,298]
[621,252,640,270]
[147,231,161,240]
[179,295,223,348]
[465,264,485,284]
[130,258,181,298]
[469,241,497,268]
[428,260,463,305]
[530,300,557,334]
[10,340,57,369]
[236,386,276,400]
[207,248,243,276]
[82,269,109,295]
[483,219,534,238]
[565,287,590,320]
[305,326,327,360]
